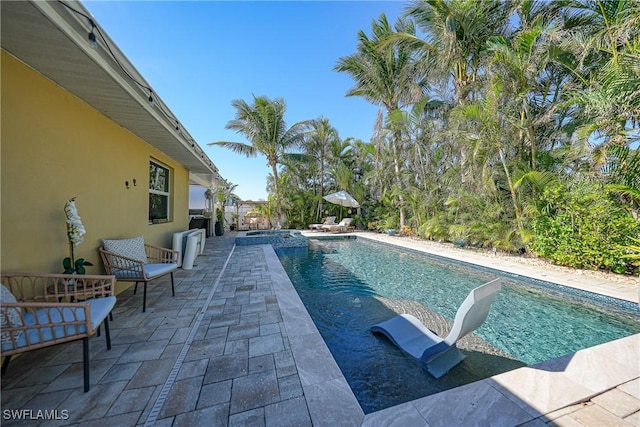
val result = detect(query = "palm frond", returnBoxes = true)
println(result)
[209,141,257,157]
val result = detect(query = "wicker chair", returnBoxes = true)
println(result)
[0,273,116,392]
[99,239,178,313]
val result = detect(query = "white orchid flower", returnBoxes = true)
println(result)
[65,198,86,247]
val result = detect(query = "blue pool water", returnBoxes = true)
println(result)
[277,238,640,413]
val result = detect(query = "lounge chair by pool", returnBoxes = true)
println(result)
[321,218,353,233]
[371,278,503,378]
[309,216,336,231]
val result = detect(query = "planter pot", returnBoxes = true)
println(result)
[453,239,466,248]
[215,222,223,236]
[387,229,395,236]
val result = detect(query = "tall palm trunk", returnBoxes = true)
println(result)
[391,130,406,228]
[499,148,524,237]
[270,159,282,226]
[317,148,325,220]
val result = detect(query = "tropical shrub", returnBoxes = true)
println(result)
[530,182,640,274]
[418,213,450,241]
[350,214,365,230]
[621,238,640,270]
[400,225,416,237]
[381,215,398,232]
[367,221,381,231]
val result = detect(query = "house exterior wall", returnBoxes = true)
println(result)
[1,51,190,287]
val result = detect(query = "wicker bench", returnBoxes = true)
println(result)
[0,273,116,392]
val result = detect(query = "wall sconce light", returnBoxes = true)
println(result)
[133,179,137,187]
[125,181,129,189]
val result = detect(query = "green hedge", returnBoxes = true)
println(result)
[530,182,640,274]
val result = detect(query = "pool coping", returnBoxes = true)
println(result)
[271,233,639,425]
[264,245,365,425]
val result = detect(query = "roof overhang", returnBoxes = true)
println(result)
[1,0,221,189]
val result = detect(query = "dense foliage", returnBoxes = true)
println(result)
[216,0,640,274]
[530,180,640,273]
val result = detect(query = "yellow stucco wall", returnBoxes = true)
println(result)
[1,51,191,287]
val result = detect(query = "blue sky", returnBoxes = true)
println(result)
[82,1,407,204]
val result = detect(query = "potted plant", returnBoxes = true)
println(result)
[382,216,397,236]
[215,208,224,236]
[152,215,168,224]
[230,213,238,231]
[63,198,93,279]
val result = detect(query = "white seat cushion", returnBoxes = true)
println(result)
[111,263,177,280]
[144,263,177,279]
[1,296,116,351]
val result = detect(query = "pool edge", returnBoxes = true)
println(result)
[262,244,366,426]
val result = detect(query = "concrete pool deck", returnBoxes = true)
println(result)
[1,232,638,426]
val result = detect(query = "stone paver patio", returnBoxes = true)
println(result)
[1,232,638,426]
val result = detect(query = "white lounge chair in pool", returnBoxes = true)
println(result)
[309,216,336,231]
[371,278,503,378]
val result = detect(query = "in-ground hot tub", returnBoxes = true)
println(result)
[235,229,308,250]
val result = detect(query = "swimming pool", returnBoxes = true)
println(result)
[277,237,640,413]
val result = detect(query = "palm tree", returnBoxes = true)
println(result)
[558,0,639,167]
[209,96,310,226]
[403,0,514,104]
[215,179,238,232]
[451,78,527,242]
[386,97,444,228]
[335,14,429,228]
[487,19,560,171]
[304,117,340,220]
[604,145,640,210]
[395,0,514,187]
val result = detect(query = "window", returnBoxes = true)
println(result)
[149,160,170,223]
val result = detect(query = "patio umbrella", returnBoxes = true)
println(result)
[323,191,360,208]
